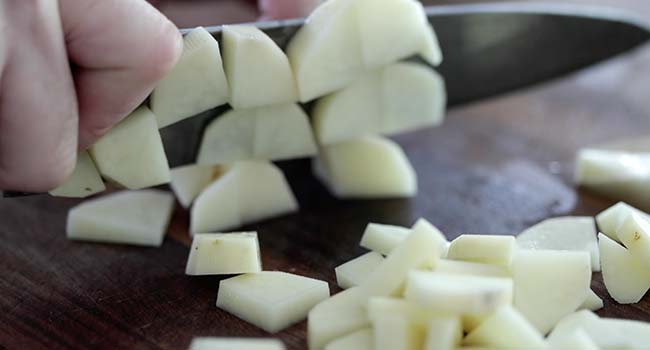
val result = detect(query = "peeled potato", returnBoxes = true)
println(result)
[546,329,598,350]
[359,223,411,255]
[372,316,424,350]
[49,151,105,198]
[90,106,171,189]
[314,136,417,199]
[150,27,229,128]
[222,25,298,109]
[189,337,285,350]
[447,235,516,268]
[169,164,223,208]
[598,233,650,304]
[335,252,384,289]
[424,316,462,350]
[463,306,546,350]
[596,201,650,242]
[434,259,510,278]
[324,329,372,350]
[616,213,650,266]
[579,289,603,311]
[185,232,262,275]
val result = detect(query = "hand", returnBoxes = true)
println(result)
[0,0,182,192]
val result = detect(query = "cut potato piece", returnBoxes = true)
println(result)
[419,24,443,66]
[516,216,600,271]
[90,106,171,189]
[189,337,285,350]
[217,271,329,333]
[598,233,650,304]
[150,27,229,128]
[324,329,372,350]
[359,220,441,297]
[170,164,223,208]
[335,252,384,289]
[197,104,317,165]
[447,235,516,267]
[286,0,363,102]
[49,151,106,198]
[462,313,491,333]
[185,232,262,275]
[359,223,411,255]
[547,329,598,350]
[373,316,424,350]
[411,218,449,258]
[308,287,370,350]
[313,63,445,145]
[616,213,650,266]
[367,297,435,327]
[66,190,174,246]
[424,316,462,350]
[512,250,591,334]
[434,260,510,278]
[579,289,603,311]
[463,306,546,350]
[313,136,416,199]
[596,201,650,242]
[222,25,297,109]
[404,272,513,315]
[191,161,298,233]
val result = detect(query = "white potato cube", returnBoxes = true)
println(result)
[313,136,417,199]
[217,271,329,333]
[419,24,443,66]
[222,25,298,109]
[447,235,516,267]
[150,27,229,128]
[547,329,598,350]
[579,289,603,311]
[189,337,285,350]
[596,201,650,242]
[512,250,591,334]
[335,252,384,289]
[90,106,170,189]
[286,0,364,102]
[170,164,223,208]
[516,216,600,271]
[411,218,449,258]
[324,329,372,350]
[598,233,650,304]
[50,151,105,198]
[66,190,174,246]
[424,316,462,350]
[616,213,650,266]
[434,259,510,278]
[359,221,442,297]
[185,232,262,275]
[463,306,546,350]
[197,104,317,165]
[359,223,411,255]
[313,63,445,145]
[367,297,435,327]
[461,313,491,333]
[373,316,424,350]
[308,287,370,350]
[404,272,513,315]
[191,161,298,233]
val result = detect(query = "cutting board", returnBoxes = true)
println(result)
[2,44,650,350]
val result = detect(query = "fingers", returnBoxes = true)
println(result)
[0,1,78,192]
[259,0,322,20]
[60,0,182,148]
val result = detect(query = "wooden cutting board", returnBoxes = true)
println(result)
[2,44,650,350]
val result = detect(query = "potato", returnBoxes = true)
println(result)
[335,252,384,289]
[424,316,463,350]
[373,316,424,350]
[463,306,546,350]
[169,164,223,208]
[516,216,600,271]
[185,232,262,275]
[512,250,591,334]
[324,329,372,350]
[222,25,298,109]
[197,104,317,166]
[411,218,449,258]
[191,161,298,233]
[546,329,598,350]
[217,271,329,333]
[461,313,491,333]
[447,235,516,268]
[579,289,603,311]
[313,136,416,199]
[49,151,105,198]
[150,27,229,128]
[596,201,650,242]
[313,63,445,145]
[359,220,442,297]
[90,106,171,189]
[367,297,435,327]
[188,337,285,350]
[616,213,650,266]
[404,272,513,315]
[598,233,650,304]
[66,190,174,247]
[308,287,370,350]
[359,223,411,255]
[434,260,510,278]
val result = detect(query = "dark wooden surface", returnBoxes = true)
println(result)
[4,4,650,350]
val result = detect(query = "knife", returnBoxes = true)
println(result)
[3,2,649,198]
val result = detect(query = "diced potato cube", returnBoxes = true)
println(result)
[596,202,650,242]
[367,297,435,327]
[547,329,598,350]
[359,223,411,255]
[434,259,509,278]
[411,218,449,258]
[188,337,285,350]
[66,190,174,246]
[616,213,650,266]
[463,306,546,350]
[324,329,372,350]
[185,232,262,275]
[579,289,603,311]
[170,164,223,208]
[424,316,462,350]
[447,235,516,267]
[217,271,330,333]
[308,288,370,350]
[335,252,384,289]
[373,316,424,350]
[50,151,106,198]
[598,233,650,304]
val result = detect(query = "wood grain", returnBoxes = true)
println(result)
[3,4,650,350]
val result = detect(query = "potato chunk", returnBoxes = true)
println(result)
[50,151,105,198]
[616,213,650,266]
[217,271,330,333]
[359,223,411,255]
[599,233,650,304]
[579,289,603,311]
[185,232,262,275]
[169,164,223,208]
[188,337,285,350]
[447,235,516,267]
[324,329,372,350]
[463,306,546,350]
[596,201,650,241]
[335,252,384,289]
[67,190,174,246]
